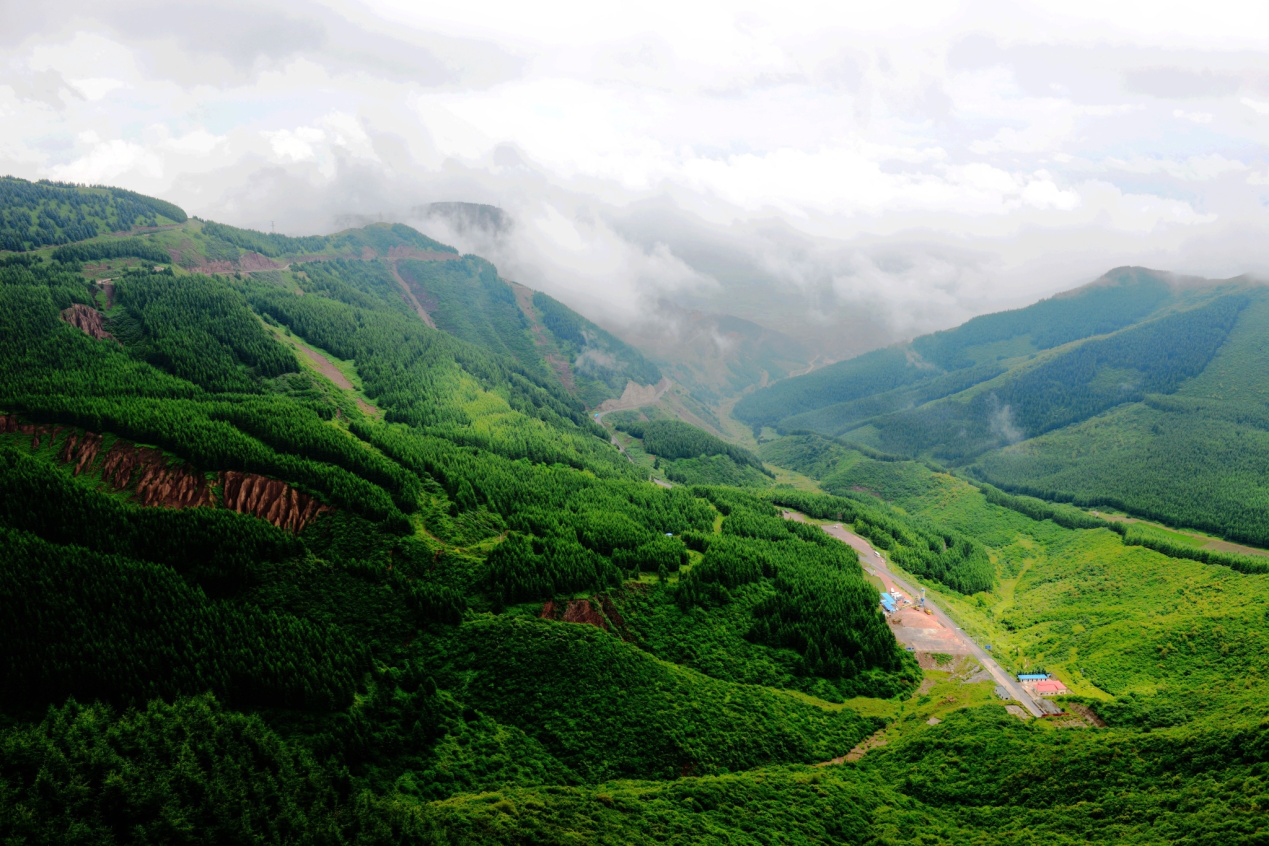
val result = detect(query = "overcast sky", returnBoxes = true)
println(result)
[4,1,1269,346]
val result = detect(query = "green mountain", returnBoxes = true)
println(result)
[0,176,188,251]
[5,178,1269,844]
[0,177,934,842]
[738,268,1269,545]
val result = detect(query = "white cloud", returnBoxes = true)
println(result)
[1240,96,1269,115]
[48,139,161,183]
[1173,109,1214,124]
[4,1,1269,348]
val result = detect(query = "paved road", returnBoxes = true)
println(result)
[815,520,1045,718]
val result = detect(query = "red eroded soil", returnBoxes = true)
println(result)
[219,470,329,533]
[562,599,607,628]
[101,442,214,508]
[58,432,215,509]
[539,594,633,638]
[237,251,282,271]
[599,595,625,629]
[0,415,63,449]
[540,598,608,629]
[1,415,329,532]
[60,304,115,341]
[387,246,460,262]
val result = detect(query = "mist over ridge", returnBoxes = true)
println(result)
[5,1,1269,358]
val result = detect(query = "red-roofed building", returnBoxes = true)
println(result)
[1034,679,1068,695]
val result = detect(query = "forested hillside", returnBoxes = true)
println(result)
[5,178,1269,844]
[740,268,1269,548]
[735,267,1182,430]
[0,178,929,844]
[612,417,776,487]
[0,177,187,251]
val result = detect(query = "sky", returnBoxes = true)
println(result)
[4,0,1269,349]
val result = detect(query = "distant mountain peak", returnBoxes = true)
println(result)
[415,202,513,237]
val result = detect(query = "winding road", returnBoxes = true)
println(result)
[808,519,1045,718]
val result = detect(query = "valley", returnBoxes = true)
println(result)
[786,511,1046,717]
[2,176,1268,844]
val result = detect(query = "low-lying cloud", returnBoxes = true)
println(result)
[5,1,1269,356]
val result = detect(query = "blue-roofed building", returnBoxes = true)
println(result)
[881,598,897,613]
[1017,673,1049,682]
[880,592,894,604]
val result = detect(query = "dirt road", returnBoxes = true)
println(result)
[810,519,1045,718]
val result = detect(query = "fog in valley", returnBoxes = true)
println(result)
[5,0,1269,356]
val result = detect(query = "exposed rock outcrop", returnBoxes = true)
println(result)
[60,304,115,341]
[219,470,329,533]
[539,595,628,635]
[101,442,214,508]
[0,414,62,449]
[2,414,327,531]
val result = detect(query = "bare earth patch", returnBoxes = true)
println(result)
[595,378,672,416]
[826,729,887,765]
[512,282,576,392]
[294,344,381,417]
[388,260,438,329]
[60,304,116,342]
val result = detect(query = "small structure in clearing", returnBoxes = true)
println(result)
[1034,679,1069,696]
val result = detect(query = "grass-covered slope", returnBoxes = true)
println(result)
[765,433,1269,711]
